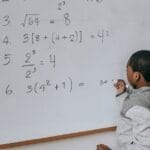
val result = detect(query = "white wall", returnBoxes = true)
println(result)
[4,131,116,150]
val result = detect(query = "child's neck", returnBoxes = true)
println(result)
[136,81,150,89]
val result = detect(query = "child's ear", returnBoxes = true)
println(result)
[133,72,141,81]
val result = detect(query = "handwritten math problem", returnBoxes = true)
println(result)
[1,78,114,96]
[0,0,112,98]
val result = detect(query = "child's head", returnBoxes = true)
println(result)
[127,50,150,89]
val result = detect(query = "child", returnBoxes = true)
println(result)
[115,50,150,150]
[98,50,150,150]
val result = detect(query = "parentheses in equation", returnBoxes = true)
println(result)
[75,31,78,42]
[68,77,73,93]
[79,31,82,43]
[34,82,38,94]
[52,32,55,44]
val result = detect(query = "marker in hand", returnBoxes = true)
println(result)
[113,79,127,97]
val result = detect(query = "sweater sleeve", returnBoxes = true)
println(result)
[125,106,150,146]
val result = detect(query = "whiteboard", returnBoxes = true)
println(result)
[1,0,150,145]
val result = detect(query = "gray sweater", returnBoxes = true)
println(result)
[116,86,150,150]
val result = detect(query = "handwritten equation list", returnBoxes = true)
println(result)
[0,0,115,98]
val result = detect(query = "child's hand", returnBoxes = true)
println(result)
[114,79,126,96]
[96,144,112,150]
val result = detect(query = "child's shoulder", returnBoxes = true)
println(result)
[126,105,150,122]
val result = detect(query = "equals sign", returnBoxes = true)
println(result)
[40,61,44,65]
[78,82,85,87]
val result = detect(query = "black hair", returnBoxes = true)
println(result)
[128,50,150,82]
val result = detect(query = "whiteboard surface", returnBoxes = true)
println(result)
[0,0,150,144]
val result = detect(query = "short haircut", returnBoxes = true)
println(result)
[128,50,150,82]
